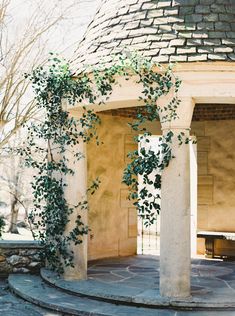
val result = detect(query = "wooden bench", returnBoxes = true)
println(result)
[197,231,235,258]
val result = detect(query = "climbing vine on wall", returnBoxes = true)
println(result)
[122,56,181,227]
[22,55,120,273]
[22,52,181,272]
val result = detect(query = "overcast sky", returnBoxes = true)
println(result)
[7,0,100,60]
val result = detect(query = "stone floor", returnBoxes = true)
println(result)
[8,274,235,316]
[39,255,235,312]
[5,255,235,315]
[87,255,235,308]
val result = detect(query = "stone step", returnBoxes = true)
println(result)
[8,274,235,316]
[40,267,166,307]
[40,268,235,310]
[8,274,173,316]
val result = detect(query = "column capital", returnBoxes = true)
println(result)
[158,96,195,132]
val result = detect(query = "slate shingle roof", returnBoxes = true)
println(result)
[73,0,235,69]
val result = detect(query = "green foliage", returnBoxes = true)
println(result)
[22,55,119,273]
[22,52,181,272]
[122,56,181,227]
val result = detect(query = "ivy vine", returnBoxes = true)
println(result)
[21,52,181,272]
[122,56,181,227]
[22,55,120,272]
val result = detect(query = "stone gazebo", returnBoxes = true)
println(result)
[66,0,235,299]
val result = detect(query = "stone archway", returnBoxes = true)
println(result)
[66,63,235,299]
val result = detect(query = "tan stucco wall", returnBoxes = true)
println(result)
[87,114,161,260]
[192,120,235,256]
[87,112,235,259]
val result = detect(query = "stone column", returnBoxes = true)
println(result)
[159,97,195,298]
[63,111,88,280]
[190,138,197,258]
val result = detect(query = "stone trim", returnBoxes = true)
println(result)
[0,240,41,249]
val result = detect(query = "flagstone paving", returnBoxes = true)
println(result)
[41,255,235,309]
[6,255,235,315]
[7,274,235,316]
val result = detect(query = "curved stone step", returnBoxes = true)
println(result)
[40,268,235,310]
[8,274,171,316]
[9,274,235,315]
[41,267,164,307]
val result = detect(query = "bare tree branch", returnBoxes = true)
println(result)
[0,0,92,149]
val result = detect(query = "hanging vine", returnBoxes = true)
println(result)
[122,56,181,227]
[21,52,181,272]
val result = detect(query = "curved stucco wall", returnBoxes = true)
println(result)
[87,114,162,260]
[87,113,235,259]
[194,119,235,256]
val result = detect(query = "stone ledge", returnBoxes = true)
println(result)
[0,240,41,249]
